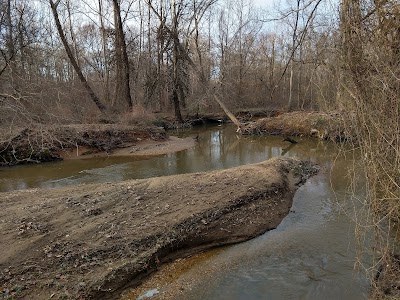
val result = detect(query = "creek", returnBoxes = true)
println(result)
[0,124,370,299]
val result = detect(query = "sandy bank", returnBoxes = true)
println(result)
[0,124,168,166]
[0,157,318,299]
[59,136,196,159]
[243,111,355,142]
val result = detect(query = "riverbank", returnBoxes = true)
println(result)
[242,111,354,142]
[58,136,196,160]
[0,157,318,299]
[0,124,193,166]
[0,110,350,167]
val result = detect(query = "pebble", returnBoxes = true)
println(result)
[137,289,159,300]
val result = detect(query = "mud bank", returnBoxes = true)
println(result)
[59,136,196,160]
[0,157,318,299]
[243,111,355,142]
[0,124,167,166]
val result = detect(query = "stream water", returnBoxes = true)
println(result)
[0,124,370,299]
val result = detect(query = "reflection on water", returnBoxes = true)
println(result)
[0,124,369,299]
[177,171,369,300]
[0,125,336,192]
[120,126,369,300]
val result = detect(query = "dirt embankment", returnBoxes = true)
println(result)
[242,111,355,142]
[0,157,318,299]
[0,124,192,166]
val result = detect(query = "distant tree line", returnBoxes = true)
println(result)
[0,0,340,124]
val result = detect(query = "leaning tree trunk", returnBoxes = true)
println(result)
[49,0,106,113]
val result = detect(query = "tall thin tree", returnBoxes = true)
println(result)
[112,0,133,109]
[49,0,106,113]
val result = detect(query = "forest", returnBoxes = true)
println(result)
[1,0,341,124]
[0,0,399,299]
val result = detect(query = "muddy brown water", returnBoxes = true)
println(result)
[0,124,370,299]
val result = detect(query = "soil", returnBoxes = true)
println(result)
[0,124,168,166]
[120,248,226,300]
[0,157,318,299]
[58,136,196,160]
[242,111,355,142]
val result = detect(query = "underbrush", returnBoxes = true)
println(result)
[119,105,157,126]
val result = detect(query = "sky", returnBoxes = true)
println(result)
[252,0,276,8]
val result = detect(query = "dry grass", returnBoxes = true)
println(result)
[243,111,354,142]
[119,105,157,126]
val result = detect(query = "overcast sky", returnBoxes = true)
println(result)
[252,0,276,9]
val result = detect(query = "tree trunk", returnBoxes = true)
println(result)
[98,0,110,103]
[288,60,294,111]
[288,0,301,112]
[112,0,133,110]
[171,0,183,123]
[340,0,367,100]
[214,94,243,131]
[146,0,239,127]
[5,0,18,89]
[156,0,165,110]
[66,0,80,71]
[49,0,106,113]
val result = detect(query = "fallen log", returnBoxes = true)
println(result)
[0,157,318,299]
[213,95,243,132]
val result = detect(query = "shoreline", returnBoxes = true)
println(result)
[57,136,196,160]
[0,157,318,299]
[0,110,348,167]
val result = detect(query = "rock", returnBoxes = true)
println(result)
[137,288,159,300]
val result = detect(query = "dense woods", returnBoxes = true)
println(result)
[0,0,339,124]
[1,0,399,297]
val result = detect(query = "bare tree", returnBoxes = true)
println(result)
[145,0,212,122]
[170,0,184,122]
[98,0,111,102]
[4,0,15,77]
[49,0,106,113]
[287,0,301,112]
[268,0,323,106]
[112,0,133,110]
